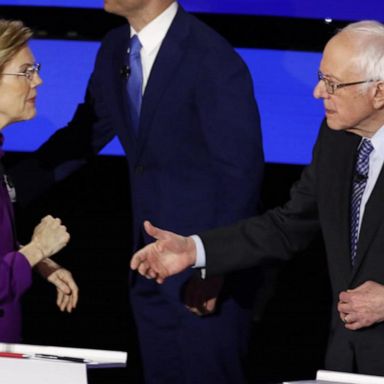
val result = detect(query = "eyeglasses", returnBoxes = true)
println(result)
[1,62,41,81]
[317,70,375,95]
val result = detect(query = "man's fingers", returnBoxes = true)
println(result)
[339,291,349,302]
[144,220,168,241]
[148,269,158,279]
[205,298,216,313]
[131,244,156,270]
[345,321,361,330]
[338,302,350,313]
[131,251,145,269]
[138,260,151,276]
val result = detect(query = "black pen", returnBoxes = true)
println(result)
[34,353,91,363]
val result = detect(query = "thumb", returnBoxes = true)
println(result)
[144,221,167,240]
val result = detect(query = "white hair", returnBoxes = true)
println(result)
[338,20,384,81]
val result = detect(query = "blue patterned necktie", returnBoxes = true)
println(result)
[126,35,143,134]
[350,139,374,266]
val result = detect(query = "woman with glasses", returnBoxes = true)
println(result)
[0,19,78,342]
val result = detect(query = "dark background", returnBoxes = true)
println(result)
[0,5,338,383]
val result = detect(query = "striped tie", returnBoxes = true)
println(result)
[350,139,374,266]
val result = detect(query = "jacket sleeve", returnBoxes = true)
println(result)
[0,251,32,302]
[201,122,326,276]
[195,45,264,225]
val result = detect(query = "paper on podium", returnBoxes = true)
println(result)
[283,369,384,384]
[0,342,127,368]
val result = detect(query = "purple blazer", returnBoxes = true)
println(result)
[0,153,32,342]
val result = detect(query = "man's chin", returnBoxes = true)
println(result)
[325,117,337,130]
[325,116,344,131]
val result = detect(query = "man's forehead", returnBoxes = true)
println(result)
[321,34,361,77]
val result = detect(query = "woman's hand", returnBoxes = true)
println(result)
[20,215,70,267]
[36,258,79,313]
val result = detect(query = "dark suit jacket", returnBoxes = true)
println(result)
[13,7,264,296]
[20,7,263,244]
[201,119,384,374]
[0,169,32,343]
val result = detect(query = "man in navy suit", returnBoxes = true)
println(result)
[12,1,264,382]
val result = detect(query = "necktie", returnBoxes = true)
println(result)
[126,35,143,134]
[350,139,374,266]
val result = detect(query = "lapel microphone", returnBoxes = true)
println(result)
[120,65,130,78]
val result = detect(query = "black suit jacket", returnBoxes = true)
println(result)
[201,119,384,374]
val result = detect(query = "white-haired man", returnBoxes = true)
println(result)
[131,20,384,375]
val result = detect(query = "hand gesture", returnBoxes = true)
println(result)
[20,215,70,267]
[31,215,70,257]
[130,221,197,283]
[36,258,79,313]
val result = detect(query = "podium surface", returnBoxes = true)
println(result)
[0,343,127,384]
[284,369,384,384]
[0,342,127,368]
[0,357,87,384]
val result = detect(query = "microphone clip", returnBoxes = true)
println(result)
[120,65,130,78]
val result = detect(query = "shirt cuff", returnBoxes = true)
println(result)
[191,235,206,268]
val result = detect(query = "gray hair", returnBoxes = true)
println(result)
[0,19,32,73]
[338,20,384,81]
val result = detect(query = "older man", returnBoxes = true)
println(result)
[131,20,384,375]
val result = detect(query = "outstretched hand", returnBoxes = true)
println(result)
[130,221,197,283]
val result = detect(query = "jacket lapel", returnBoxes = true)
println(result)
[352,162,384,279]
[330,131,360,282]
[110,28,140,151]
[135,7,190,158]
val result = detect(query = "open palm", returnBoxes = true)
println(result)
[131,221,197,283]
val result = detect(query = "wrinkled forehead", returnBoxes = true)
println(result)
[321,33,364,77]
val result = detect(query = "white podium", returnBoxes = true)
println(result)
[0,357,87,384]
[0,343,127,384]
[283,369,384,384]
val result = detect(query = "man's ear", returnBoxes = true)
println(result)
[373,81,384,109]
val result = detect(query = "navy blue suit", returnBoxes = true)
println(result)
[14,6,264,383]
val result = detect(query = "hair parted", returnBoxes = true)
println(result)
[0,19,32,73]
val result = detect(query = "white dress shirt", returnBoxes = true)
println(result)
[193,124,384,268]
[358,124,384,235]
[130,1,178,92]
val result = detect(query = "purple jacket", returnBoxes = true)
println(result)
[0,154,32,342]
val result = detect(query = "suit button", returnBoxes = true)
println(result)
[135,165,144,174]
